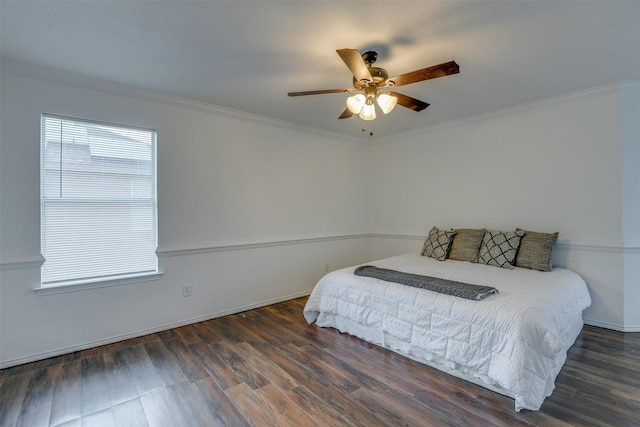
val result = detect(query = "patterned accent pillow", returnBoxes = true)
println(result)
[421,227,457,261]
[476,229,525,269]
[448,228,486,262]
[515,228,559,272]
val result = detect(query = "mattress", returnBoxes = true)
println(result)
[303,253,592,411]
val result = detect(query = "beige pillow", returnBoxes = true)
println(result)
[448,229,486,262]
[515,228,559,272]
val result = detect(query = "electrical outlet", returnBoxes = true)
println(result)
[182,284,192,297]
[324,262,330,272]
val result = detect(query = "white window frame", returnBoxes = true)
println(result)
[36,114,161,295]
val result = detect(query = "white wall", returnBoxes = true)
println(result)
[1,69,638,368]
[620,83,640,328]
[0,71,372,368]
[370,82,640,331]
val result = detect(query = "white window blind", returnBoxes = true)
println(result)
[41,114,158,286]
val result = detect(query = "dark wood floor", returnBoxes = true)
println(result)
[1,297,639,427]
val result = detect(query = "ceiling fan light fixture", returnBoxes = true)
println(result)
[359,100,376,121]
[346,94,366,114]
[377,93,398,114]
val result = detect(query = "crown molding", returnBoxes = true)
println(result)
[373,81,634,146]
[0,59,367,146]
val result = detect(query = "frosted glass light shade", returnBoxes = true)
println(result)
[377,93,398,114]
[346,94,366,114]
[359,103,376,121]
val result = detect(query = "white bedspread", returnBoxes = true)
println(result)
[303,254,591,411]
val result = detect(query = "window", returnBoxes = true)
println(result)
[40,114,158,287]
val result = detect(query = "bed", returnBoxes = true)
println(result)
[303,252,591,411]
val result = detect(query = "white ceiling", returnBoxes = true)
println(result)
[2,1,639,139]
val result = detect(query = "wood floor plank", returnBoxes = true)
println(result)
[231,342,299,391]
[318,333,438,395]
[163,381,216,427]
[103,350,138,407]
[225,382,279,426]
[250,313,311,347]
[49,360,82,427]
[190,377,251,427]
[287,342,388,392]
[413,387,534,427]
[81,406,115,427]
[80,341,126,359]
[540,398,617,427]
[2,356,62,380]
[560,361,640,404]
[15,366,60,427]
[208,341,270,390]
[572,387,640,425]
[316,386,389,427]
[172,324,202,345]
[261,303,328,344]
[285,385,357,427]
[217,314,271,346]
[188,341,243,390]
[111,398,149,427]
[156,328,178,343]
[191,320,228,344]
[226,314,289,347]
[80,355,110,417]
[349,385,458,427]
[161,335,210,382]
[119,345,163,395]
[565,351,640,387]
[550,380,577,399]
[418,374,529,426]
[139,388,180,427]
[142,339,188,387]
[203,316,248,345]
[568,342,640,371]
[253,383,320,427]
[0,371,32,427]
[54,418,82,427]
[276,342,361,394]
[79,333,158,360]
[249,342,330,394]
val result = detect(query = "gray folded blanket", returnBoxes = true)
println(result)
[354,265,498,301]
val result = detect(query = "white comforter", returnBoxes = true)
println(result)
[303,254,591,411]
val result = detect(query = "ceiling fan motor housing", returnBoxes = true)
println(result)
[353,67,389,89]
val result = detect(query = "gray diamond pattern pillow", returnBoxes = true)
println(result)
[421,227,457,261]
[477,229,525,269]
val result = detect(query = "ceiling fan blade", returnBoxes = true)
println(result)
[336,48,372,83]
[387,91,430,112]
[388,61,459,87]
[288,88,353,97]
[338,108,353,119]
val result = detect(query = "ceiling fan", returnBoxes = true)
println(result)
[287,49,459,121]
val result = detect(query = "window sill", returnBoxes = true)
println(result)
[33,272,164,296]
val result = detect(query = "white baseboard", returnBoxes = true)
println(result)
[583,318,640,333]
[0,290,311,369]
